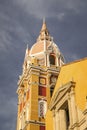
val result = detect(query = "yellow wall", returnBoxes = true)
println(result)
[30,124,39,130]
[46,110,53,130]
[54,58,87,110]
[46,58,87,130]
[27,124,39,130]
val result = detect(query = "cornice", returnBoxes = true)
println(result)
[49,81,76,110]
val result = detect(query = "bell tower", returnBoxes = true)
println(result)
[16,21,65,130]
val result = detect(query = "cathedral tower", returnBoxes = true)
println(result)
[16,21,64,130]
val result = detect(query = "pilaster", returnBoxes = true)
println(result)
[68,93,73,128]
[52,110,56,130]
[70,87,78,130]
[59,109,67,130]
[55,110,60,130]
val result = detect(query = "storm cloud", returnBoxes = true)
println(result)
[0,0,87,130]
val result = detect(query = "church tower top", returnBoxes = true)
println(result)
[23,20,65,70]
[37,19,52,42]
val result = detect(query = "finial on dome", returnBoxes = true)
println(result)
[41,17,47,31]
[43,17,45,24]
[37,19,52,41]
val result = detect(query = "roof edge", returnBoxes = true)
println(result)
[63,57,87,67]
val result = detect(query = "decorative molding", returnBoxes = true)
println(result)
[25,120,45,125]
[30,51,44,56]
[49,81,76,110]
[83,109,87,115]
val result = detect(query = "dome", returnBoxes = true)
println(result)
[30,41,51,55]
[23,20,65,69]
[30,20,52,55]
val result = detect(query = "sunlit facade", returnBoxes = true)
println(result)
[46,58,87,130]
[16,21,64,130]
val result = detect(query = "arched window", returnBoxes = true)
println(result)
[49,55,55,65]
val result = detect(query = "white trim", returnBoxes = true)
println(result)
[44,38,46,51]
[29,44,36,55]
[56,57,59,66]
[30,51,44,56]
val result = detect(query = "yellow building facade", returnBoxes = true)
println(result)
[16,21,64,130]
[47,58,87,130]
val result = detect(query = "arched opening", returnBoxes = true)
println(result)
[49,55,55,65]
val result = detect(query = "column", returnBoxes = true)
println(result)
[47,54,50,67]
[56,54,59,67]
[68,94,73,128]
[44,52,47,66]
[44,37,47,66]
[44,38,46,51]
[56,58,59,67]
[59,109,67,130]
[55,110,60,130]
[52,110,56,130]
[70,87,78,130]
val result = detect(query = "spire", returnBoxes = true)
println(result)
[37,19,52,41]
[43,17,45,24]
[41,17,47,32]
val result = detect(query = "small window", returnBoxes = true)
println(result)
[49,55,55,65]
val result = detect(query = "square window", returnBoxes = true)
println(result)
[39,86,46,96]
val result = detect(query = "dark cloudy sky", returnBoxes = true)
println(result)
[0,0,87,130]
